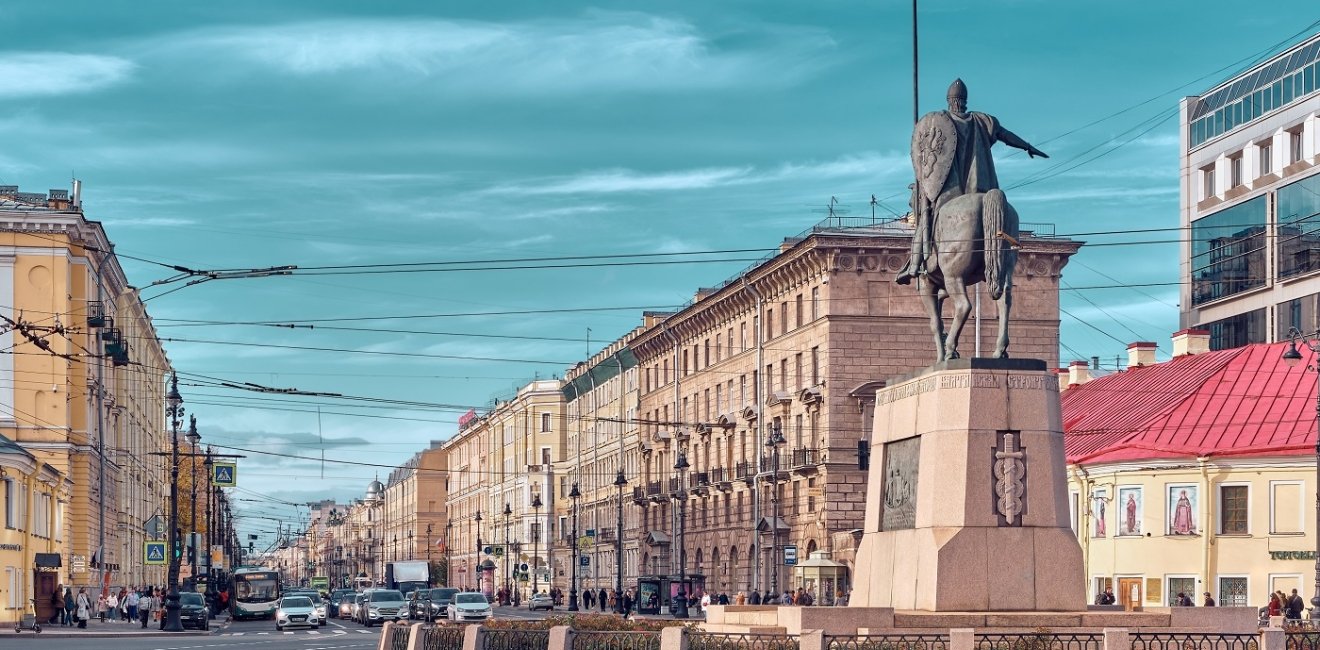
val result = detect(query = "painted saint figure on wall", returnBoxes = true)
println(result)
[1117,486,1142,536]
[1169,486,1198,535]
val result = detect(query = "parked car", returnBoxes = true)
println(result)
[275,595,320,631]
[360,589,407,627]
[177,592,210,631]
[412,588,458,620]
[447,592,493,622]
[528,592,554,612]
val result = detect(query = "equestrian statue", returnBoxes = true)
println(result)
[896,78,1048,362]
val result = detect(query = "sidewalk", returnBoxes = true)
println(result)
[23,616,216,639]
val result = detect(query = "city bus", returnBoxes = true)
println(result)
[231,567,282,620]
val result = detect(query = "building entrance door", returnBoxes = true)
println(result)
[1118,577,1143,610]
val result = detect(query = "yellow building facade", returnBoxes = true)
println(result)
[1064,334,1319,610]
[0,186,171,615]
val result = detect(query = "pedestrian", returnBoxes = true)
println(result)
[1203,592,1216,607]
[735,591,746,605]
[126,588,139,623]
[48,584,64,625]
[75,587,91,628]
[583,588,594,609]
[781,590,792,606]
[1289,589,1305,620]
[598,588,607,612]
[106,590,119,623]
[118,587,129,621]
[718,592,729,606]
[749,589,761,605]
[1269,592,1283,617]
[701,592,711,613]
[63,586,75,626]
[139,589,153,628]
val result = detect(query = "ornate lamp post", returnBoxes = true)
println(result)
[614,469,627,615]
[1282,330,1320,620]
[568,483,581,611]
[765,421,786,597]
[186,418,202,583]
[531,492,543,595]
[443,520,452,587]
[673,451,690,619]
[503,502,513,602]
[474,510,483,594]
[163,374,186,632]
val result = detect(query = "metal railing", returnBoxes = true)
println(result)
[790,448,819,468]
[1287,630,1320,650]
[694,471,711,486]
[388,623,413,650]
[421,624,466,650]
[709,467,730,483]
[632,487,646,502]
[736,461,754,481]
[1130,633,1258,650]
[829,634,949,650]
[668,477,681,493]
[484,628,551,650]
[573,631,662,650]
[646,482,662,496]
[689,632,800,650]
[975,633,1102,650]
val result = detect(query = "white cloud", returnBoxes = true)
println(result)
[0,53,132,99]
[151,14,834,94]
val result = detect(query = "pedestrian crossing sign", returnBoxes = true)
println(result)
[212,462,237,487]
[145,541,167,565]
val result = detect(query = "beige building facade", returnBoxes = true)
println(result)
[630,223,1079,601]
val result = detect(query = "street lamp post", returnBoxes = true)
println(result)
[444,519,452,587]
[766,421,786,597]
[474,510,483,595]
[531,493,543,595]
[186,418,201,584]
[503,502,512,603]
[614,469,627,615]
[1282,330,1320,620]
[163,374,186,632]
[673,451,690,619]
[568,483,581,611]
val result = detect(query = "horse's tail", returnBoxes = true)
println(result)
[983,188,1016,300]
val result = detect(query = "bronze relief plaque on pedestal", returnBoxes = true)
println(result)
[881,436,920,531]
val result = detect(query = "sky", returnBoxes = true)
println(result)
[1,1,1316,548]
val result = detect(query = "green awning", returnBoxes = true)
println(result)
[562,347,638,401]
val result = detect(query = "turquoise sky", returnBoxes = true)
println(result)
[2,2,1316,544]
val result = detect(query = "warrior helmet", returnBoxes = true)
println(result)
[947,78,968,101]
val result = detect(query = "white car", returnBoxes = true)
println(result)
[276,595,320,631]
[447,593,493,621]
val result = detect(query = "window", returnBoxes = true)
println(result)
[795,295,803,328]
[704,339,710,367]
[811,347,820,386]
[3,479,13,529]
[5,566,19,609]
[541,448,551,466]
[1200,308,1266,350]
[780,302,789,336]
[1218,484,1248,534]
[1270,481,1304,534]
[1218,576,1249,607]
[1260,141,1273,176]
[1230,155,1243,187]
[1292,130,1305,164]
[795,353,803,391]
[541,412,551,432]
[1191,196,1266,305]
[1167,576,1196,606]
[765,310,773,340]
[1203,167,1216,200]
[740,323,747,352]
[682,350,689,376]
[1278,174,1320,279]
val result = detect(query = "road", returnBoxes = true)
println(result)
[26,607,550,649]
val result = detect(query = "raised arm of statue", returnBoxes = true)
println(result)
[993,124,1049,159]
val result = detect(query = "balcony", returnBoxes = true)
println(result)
[735,461,754,483]
[709,467,733,491]
[693,472,710,487]
[667,477,680,495]
[791,447,821,473]
[647,482,665,503]
[632,487,647,504]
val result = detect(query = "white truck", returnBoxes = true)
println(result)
[385,560,430,595]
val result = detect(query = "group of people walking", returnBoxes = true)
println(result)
[48,584,172,628]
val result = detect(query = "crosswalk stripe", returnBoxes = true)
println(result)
[309,630,321,634]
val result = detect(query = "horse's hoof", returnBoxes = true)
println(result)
[946,351,960,360]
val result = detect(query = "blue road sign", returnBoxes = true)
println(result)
[145,541,167,565]
[212,462,237,487]
[580,556,590,567]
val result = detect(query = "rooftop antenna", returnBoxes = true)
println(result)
[810,197,851,225]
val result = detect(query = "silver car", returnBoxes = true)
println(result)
[275,595,320,631]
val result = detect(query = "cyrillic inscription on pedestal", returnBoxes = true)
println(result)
[881,437,919,531]
[993,431,1026,526]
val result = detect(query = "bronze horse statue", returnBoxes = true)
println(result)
[915,187,1019,362]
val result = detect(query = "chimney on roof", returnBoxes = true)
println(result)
[47,189,69,210]
[694,287,717,303]
[1127,341,1157,369]
[1172,329,1210,357]
[1067,360,1091,387]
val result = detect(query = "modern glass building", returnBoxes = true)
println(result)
[1180,31,1320,349]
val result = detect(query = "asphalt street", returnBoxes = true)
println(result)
[20,606,551,649]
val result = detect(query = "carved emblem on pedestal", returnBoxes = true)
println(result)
[993,432,1026,526]
[881,437,920,531]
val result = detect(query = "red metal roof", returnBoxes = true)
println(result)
[1062,342,1317,465]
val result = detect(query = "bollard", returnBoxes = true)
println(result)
[1260,626,1285,650]
[949,628,975,650]
[549,625,576,650]
[1102,628,1130,650]
[660,626,689,650]
[799,629,825,650]
[380,621,395,650]
[407,622,426,650]
[463,624,485,650]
